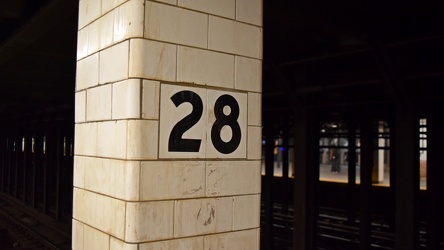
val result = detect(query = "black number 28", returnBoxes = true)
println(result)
[168,91,242,154]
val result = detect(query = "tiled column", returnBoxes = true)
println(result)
[73,0,262,249]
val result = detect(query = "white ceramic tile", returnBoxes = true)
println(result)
[73,156,86,188]
[142,80,160,120]
[86,85,112,121]
[112,79,141,119]
[99,41,129,84]
[256,225,261,247]
[236,0,262,26]
[233,194,261,230]
[259,37,263,60]
[110,237,138,250]
[208,16,262,58]
[83,157,140,200]
[96,120,127,159]
[235,56,262,92]
[87,20,100,55]
[206,89,247,159]
[74,123,97,156]
[78,0,101,29]
[72,220,84,250]
[248,92,261,126]
[73,188,126,239]
[78,157,103,192]
[127,120,159,160]
[99,11,114,49]
[204,229,259,250]
[174,197,233,237]
[129,39,177,82]
[102,0,128,14]
[140,161,205,200]
[178,0,235,19]
[152,0,177,5]
[77,28,88,60]
[177,46,235,88]
[247,126,262,160]
[84,224,110,250]
[159,84,207,158]
[75,91,86,123]
[139,237,204,250]
[121,161,141,201]
[114,0,144,43]
[144,2,208,48]
[206,161,261,196]
[125,201,174,242]
[76,53,99,91]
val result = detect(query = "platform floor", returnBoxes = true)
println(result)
[266,164,427,190]
[319,164,427,190]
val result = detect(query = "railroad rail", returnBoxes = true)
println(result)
[0,198,70,250]
[260,200,444,250]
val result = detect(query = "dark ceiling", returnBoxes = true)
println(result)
[1,0,444,124]
[0,0,78,123]
[263,0,444,121]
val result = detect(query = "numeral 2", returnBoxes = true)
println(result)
[168,91,203,152]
